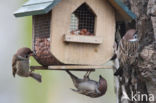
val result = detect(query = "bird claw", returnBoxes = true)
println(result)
[84,71,92,79]
[71,88,88,95]
[70,88,78,92]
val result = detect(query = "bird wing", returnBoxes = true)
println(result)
[80,90,99,97]
[12,54,18,77]
[118,40,128,65]
[114,40,131,76]
[118,39,138,65]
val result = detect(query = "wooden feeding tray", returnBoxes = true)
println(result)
[30,61,114,71]
[64,35,103,44]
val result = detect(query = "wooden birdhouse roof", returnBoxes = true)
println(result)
[14,0,136,21]
[14,0,61,17]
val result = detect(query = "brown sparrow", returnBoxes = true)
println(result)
[66,70,107,98]
[12,47,42,83]
[114,29,139,76]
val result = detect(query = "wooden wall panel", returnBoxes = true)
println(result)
[50,0,115,65]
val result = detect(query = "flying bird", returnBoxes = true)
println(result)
[12,47,42,83]
[114,29,139,76]
[66,70,107,98]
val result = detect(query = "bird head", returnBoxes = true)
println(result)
[98,75,107,95]
[123,29,138,42]
[17,47,33,59]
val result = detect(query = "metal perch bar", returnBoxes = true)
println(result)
[30,66,95,71]
[30,62,113,71]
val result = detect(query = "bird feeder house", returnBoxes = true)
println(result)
[14,0,136,70]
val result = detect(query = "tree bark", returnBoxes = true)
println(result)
[117,0,156,103]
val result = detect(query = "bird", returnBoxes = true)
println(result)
[12,47,42,83]
[66,70,107,98]
[114,29,139,76]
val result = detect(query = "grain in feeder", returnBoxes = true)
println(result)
[32,12,62,66]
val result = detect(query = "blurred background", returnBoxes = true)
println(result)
[0,0,116,103]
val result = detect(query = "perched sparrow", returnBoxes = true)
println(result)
[66,70,107,98]
[12,47,42,83]
[114,29,139,76]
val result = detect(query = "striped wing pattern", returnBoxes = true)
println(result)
[118,39,139,66]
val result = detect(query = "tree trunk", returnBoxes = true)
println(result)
[117,0,156,103]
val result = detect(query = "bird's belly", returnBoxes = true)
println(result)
[16,61,29,77]
[78,81,97,91]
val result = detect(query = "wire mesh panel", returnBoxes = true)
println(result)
[70,14,79,32]
[32,11,62,66]
[70,3,96,36]
[33,12,51,38]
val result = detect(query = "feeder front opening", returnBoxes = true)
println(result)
[70,3,96,36]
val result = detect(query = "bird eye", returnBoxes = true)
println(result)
[25,55,28,58]
[133,34,138,39]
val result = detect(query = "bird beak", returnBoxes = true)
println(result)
[99,75,103,79]
[31,51,36,56]
[29,51,36,56]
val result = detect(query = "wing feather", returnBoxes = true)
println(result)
[12,54,18,77]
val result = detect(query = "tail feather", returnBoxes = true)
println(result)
[29,72,42,83]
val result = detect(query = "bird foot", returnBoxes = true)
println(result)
[84,71,92,79]
[71,88,86,94]
[70,88,79,92]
